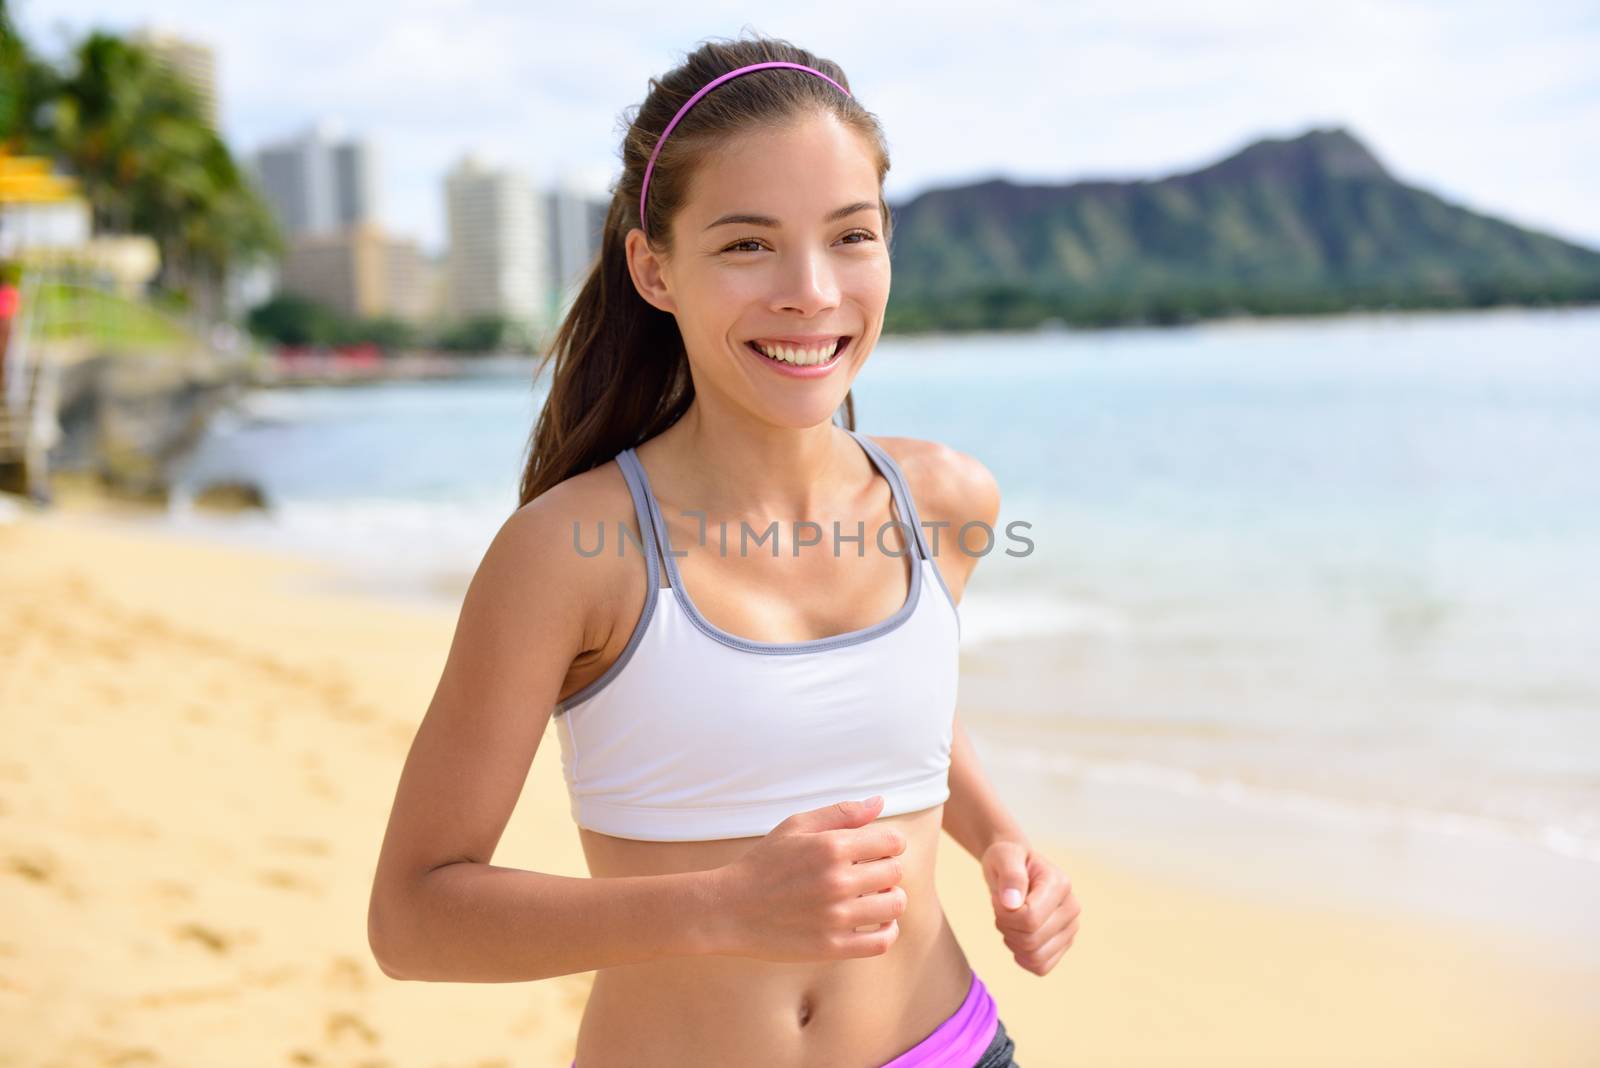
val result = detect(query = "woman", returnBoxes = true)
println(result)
[367,34,1081,1067]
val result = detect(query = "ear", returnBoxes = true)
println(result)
[624,227,677,315]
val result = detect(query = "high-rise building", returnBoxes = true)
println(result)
[544,182,609,318]
[131,28,219,129]
[445,155,546,328]
[333,141,377,233]
[251,124,377,239]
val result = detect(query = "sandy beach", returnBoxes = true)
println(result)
[2,496,1596,1067]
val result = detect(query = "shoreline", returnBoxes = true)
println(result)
[3,497,1597,1064]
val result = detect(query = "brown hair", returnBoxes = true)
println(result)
[516,30,894,508]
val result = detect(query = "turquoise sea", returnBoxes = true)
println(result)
[139,306,1600,947]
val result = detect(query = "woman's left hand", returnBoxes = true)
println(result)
[981,840,1081,976]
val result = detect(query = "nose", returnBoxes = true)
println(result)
[769,246,841,317]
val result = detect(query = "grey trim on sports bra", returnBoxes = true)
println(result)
[553,448,663,715]
[634,426,924,655]
[849,430,962,635]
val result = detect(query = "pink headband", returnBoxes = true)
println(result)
[639,61,853,227]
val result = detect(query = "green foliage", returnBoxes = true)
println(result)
[883,275,1600,333]
[246,294,342,347]
[245,294,418,352]
[241,293,534,357]
[339,315,415,351]
[1,1,33,145]
[434,313,533,354]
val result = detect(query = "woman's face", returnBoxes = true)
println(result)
[627,110,891,430]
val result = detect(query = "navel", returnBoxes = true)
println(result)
[797,992,814,1028]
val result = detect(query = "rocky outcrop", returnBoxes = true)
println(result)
[51,349,250,505]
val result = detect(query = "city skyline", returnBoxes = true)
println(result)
[14,0,1599,259]
[243,131,605,327]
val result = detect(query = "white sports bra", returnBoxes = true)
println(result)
[552,427,962,842]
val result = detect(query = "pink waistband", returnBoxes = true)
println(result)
[569,968,997,1068]
[880,969,998,1068]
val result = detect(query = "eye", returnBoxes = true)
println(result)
[720,230,877,254]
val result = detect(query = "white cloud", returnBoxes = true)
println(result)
[15,0,1599,255]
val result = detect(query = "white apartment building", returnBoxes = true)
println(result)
[445,155,546,329]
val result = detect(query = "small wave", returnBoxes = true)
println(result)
[154,495,510,581]
[225,391,317,426]
[957,589,1128,649]
[984,740,1600,865]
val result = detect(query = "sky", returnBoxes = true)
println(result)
[15,0,1600,258]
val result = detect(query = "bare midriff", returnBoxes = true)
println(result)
[570,803,974,1067]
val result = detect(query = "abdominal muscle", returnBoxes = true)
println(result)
[569,803,974,1068]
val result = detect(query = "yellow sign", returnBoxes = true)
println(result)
[0,151,83,204]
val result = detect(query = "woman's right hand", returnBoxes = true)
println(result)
[709,795,908,961]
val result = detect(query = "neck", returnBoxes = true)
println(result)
[649,406,859,524]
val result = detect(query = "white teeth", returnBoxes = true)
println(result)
[754,338,840,365]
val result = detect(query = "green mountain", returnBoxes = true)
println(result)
[883,126,1600,330]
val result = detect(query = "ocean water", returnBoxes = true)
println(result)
[152,307,1600,904]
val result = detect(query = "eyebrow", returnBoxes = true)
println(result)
[704,200,879,231]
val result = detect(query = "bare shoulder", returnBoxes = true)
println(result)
[861,433,1000,601]
[433,455,645,731]
[493,457,642,653]
[864,434,1001,534]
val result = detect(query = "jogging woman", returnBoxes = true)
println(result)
[368,33,1081,1067]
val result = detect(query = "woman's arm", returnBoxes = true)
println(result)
[877,437,1027,860]
[367,480,732,982]
[372,860,725,983]
[941,713,1030,860]
[884,434,1080,974]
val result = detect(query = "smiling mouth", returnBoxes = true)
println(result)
[745,336,851,367]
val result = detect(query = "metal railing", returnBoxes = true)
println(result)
[3,268,42,416]
[0,269,63,494]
